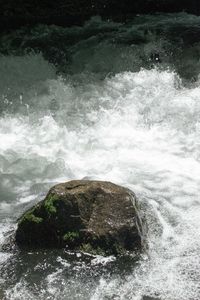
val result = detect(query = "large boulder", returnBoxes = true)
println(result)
[16,180,145,256]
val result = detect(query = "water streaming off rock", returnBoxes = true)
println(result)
[1,13,200,300]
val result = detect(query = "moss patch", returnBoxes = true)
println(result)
[44,194,59,214]
[19,210,43,225]
[63,231,79,243]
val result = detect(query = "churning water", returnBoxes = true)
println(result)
[1,13,200,300]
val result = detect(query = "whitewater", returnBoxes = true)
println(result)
[1,14,200,300]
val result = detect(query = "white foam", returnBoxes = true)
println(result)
[1,67,200,299]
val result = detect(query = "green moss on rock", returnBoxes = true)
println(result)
[63,231,79,242]
[44,194,59,214]
[19,210,43,225]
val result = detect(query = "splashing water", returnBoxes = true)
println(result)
[1,18,200,299]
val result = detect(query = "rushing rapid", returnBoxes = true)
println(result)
[1,13,200,300]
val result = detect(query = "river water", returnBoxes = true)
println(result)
[0,13,200,300]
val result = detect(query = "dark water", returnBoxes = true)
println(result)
[0,13,200,300]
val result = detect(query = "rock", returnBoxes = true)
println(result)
[15,180,145,256]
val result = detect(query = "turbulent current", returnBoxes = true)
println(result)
[1,13,200,300]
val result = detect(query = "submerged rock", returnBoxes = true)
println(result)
[16,180,145,256]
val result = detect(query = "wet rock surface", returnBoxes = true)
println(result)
[15,180,145,256]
